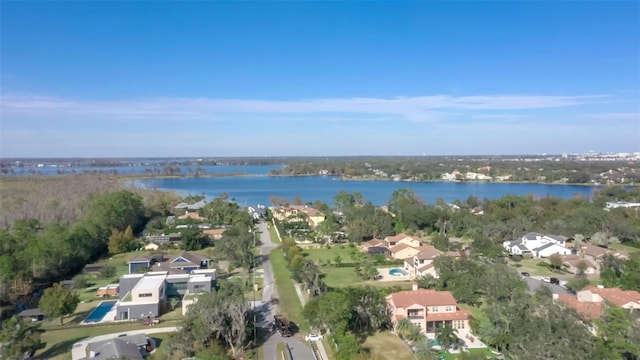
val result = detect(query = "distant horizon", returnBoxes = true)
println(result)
[1,2,638,157]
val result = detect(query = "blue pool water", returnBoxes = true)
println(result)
[84,300,117,323]
[389,268,408,276]
[430,339,443,347]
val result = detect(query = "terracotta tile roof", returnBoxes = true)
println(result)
[178,211,206,221]
[581,244,609,258]
[404,257,415,266]
[446,251,462,258]
[364,239,385,247]
[563,258,596,269]
[203,228,226,237]
[284,205,325,217]
[556,294,604,320]
[389,243,414,253]
[387,289,458,308]
[417,263,434,272]
[426,310,472,321]
[584,286,640,307]
[385,233,419,243]
[415,245,443,260]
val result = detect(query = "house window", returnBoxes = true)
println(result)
[445,306,452,312]
[193,285,206,293]
[139,293,152,298]
[431,306,438,312]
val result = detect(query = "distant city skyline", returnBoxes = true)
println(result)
[1,2,638,157]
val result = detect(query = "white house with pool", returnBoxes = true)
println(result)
[83,269,216,323]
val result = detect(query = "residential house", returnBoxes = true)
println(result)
[389,243,422,260]
[115,269,216,320]
[384,233,420,249]
[17,308,45,322]
[555,294,604,321]
[79,334,153,360]
[404,245,458,279]
[127,252,210,274]
[559,255,598,275]
[175,200,207,212]
[503,232,571,258]
[271,205,326,228]
[604,201,640,211]
[386,284,471,334]
[144,233,181,248]
[360,238,385,250]
[577,286,640,310]
[579,243,629,272]
[178,211,206,222]
[203,228,226,240]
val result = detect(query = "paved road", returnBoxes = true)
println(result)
[257,221,314,360]
[523,276,571,295]
[71,326,177,360]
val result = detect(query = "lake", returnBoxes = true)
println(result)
[135,170,600,206]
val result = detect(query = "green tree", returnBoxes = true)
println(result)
[108,225,135,254]
[181,226,207,251]
[548,253,563,270]
[0,316,42,359]
[435,323,458,352]
[597,306,640,358]
[39,282,80,325]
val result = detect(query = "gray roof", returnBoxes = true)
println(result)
[83,334,146,360]
[509,239,524,247]
[524,232,543,240]
[547,235,567,242]
[517,244,530,251]
[18,308,44,317]
[533,242,559,252]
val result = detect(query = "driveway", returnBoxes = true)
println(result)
[71,327,177,360]
[523,276,571,295]
[257,221,314,360]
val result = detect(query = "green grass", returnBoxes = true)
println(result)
[269,222,282,243]
[442,348,498,360]
[302,245,359,264]
[458,303,490,330]
[508,258,559,276]
[321,267,364,287]
[270,250,310,332]
[608,242,640,255]
[361,331,413,360]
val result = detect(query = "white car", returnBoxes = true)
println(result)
[305,334,323,342]
[541,277,551,283]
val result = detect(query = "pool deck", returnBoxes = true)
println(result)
[376,267,411,282]
[81,300,118,325]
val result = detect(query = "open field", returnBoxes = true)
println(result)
[270,250,310,332]
[302,244,360,264]
[361,331,413,360]
[458,303,491,329]
[608,242,640,255]
[508,258,563,276]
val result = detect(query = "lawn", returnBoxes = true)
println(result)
[608,242,640,255]
[269,222,282,243]
[360,331,413,360]
[302,244,361,264]
[442,348,498,360]
[270,250,310,332]
[321,267,363,288]
[508,258,560,276]
[458,303,490,329]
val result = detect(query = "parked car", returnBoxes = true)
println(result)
[520,272,530,277]
[305,334,323,341]
[550,277,560,285]
[541,277,551,283]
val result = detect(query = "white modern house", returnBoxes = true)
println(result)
[503,232,571,258]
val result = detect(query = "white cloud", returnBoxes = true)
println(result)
[0,93,612,123]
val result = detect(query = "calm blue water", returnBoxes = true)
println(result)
[84,300,116,323]
[136,175,600,206]
[389,268,409,276]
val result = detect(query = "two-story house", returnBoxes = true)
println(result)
[555,285,640,324]
[115,269,216,321]
[386,284,471,334]
[403,245,460,279]
[384,233,421,249]
[503,232,571,258]
[127,252,210,274]
[271,205,326,228]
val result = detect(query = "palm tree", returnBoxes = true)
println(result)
[435,323,459,352]
[395,318,413,339]
[413,338,440,360]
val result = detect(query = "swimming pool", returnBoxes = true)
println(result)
[389,268,408,276]
[84,300,117,323]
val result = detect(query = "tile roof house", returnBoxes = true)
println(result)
[579,243,629,273]
[386,284,472,334]
[270,205,326,228]
[384,233,420,249]
[403,245,460,279]
[503,232,571,258]
[389,243,422,260]
[577,286,640,310]
[178,211,206,222]
[555,294,604,321]
[202,228,226,240]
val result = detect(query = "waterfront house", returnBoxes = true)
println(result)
[271,205,326,228]
[503,232,571,258]
[387,284,471,334]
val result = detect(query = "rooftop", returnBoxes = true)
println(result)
[132,274,166,292]
[387,289,458,308]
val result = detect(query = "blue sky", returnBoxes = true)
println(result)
[1,1,638,157]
